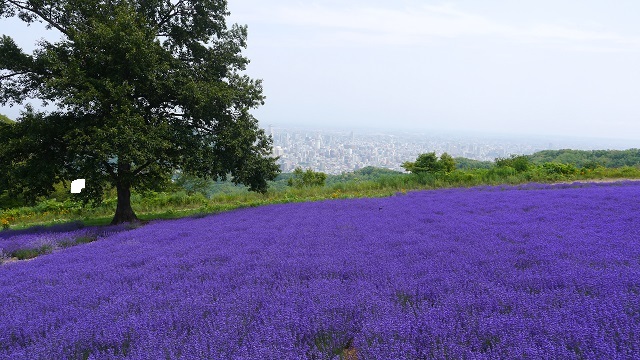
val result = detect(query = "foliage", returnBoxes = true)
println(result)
[0,114,12,124]
[439,153,456,173]
[12,245,52,260]
[541,162,578,176]
[354,166,403,178]
[581,160,603,171]
[171,166,403,196]
[402,152,436,173]
[0,0,279,224]
[2,161,640,229]
[528,149,640,168]
[172,172,215,196]
[326,166,403,185]
[495,154,531,172]
[402,152,456,174]
[287,167,327,188]
[454,157,493,170]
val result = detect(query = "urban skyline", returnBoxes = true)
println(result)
[267,124,638,175]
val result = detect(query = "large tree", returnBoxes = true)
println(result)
[0,0,279,223]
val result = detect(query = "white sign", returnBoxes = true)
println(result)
[71,179,86,193]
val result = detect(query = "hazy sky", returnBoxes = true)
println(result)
[3,1,640,141]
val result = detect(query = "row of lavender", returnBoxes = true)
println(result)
[1,182,639,358]
[0,222,131,262]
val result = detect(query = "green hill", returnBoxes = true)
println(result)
[528,149,640,168]
[454,157,493,170]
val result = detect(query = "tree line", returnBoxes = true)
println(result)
[527,149,640,168]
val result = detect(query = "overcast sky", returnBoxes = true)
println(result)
[3,1,640,141]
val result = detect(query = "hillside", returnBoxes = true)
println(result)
[2,144,640,227]
[1,182,640,358]
[528,149,640,168]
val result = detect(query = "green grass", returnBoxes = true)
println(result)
[0,232,101,264]
[1,166,639,231]
[12,245,54,260]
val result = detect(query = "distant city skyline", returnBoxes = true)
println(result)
[268,125,636,175]
[2,1,640,141]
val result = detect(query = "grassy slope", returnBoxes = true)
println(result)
[2,165,639,231]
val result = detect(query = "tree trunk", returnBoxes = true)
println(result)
[111,181,139,225]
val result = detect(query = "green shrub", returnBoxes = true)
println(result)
[34,199,65,213]
[287,167,327,188]
[489,166,517,178]
[74,235,98,245]
[12,245,52,260]
[376,174,408,189]
[402,152,456,174]
[618,166,640,178]
[542,162,578,176]
[447,171,481,186]
[495,155,531,172]
[581,161,603,171]
[439,153,456,173]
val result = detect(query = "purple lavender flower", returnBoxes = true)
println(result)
[0,182,639,358]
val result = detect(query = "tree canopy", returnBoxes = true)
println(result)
[495,154,531,173]
[402,152,456,174]
[286,167,327,188]
[454,157,493,170]
[0,114,13,124]
[0,0,279,223]
[527,149,640,168]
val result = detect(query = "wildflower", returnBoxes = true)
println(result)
[1,218,9,231]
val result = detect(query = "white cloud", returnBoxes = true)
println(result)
[259,3,511,46]
[234,2,640,51]
[524,24,640,49]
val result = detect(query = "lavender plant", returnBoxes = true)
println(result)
[0,182,639,358]
[0,222,132,262]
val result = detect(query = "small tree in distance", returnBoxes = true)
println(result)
[287,167,327,188]
[495,155,531,172]
[402,152,456,174]
[439,153,456,173]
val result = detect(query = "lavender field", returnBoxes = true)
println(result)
[1,182,640,359]
[0,222,132,262]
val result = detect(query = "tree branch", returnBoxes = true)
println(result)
[102,160,117,181]
[157,0,185,29]
[132,160,154,176]
[0,71,29,80]
[6,0,70,37]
